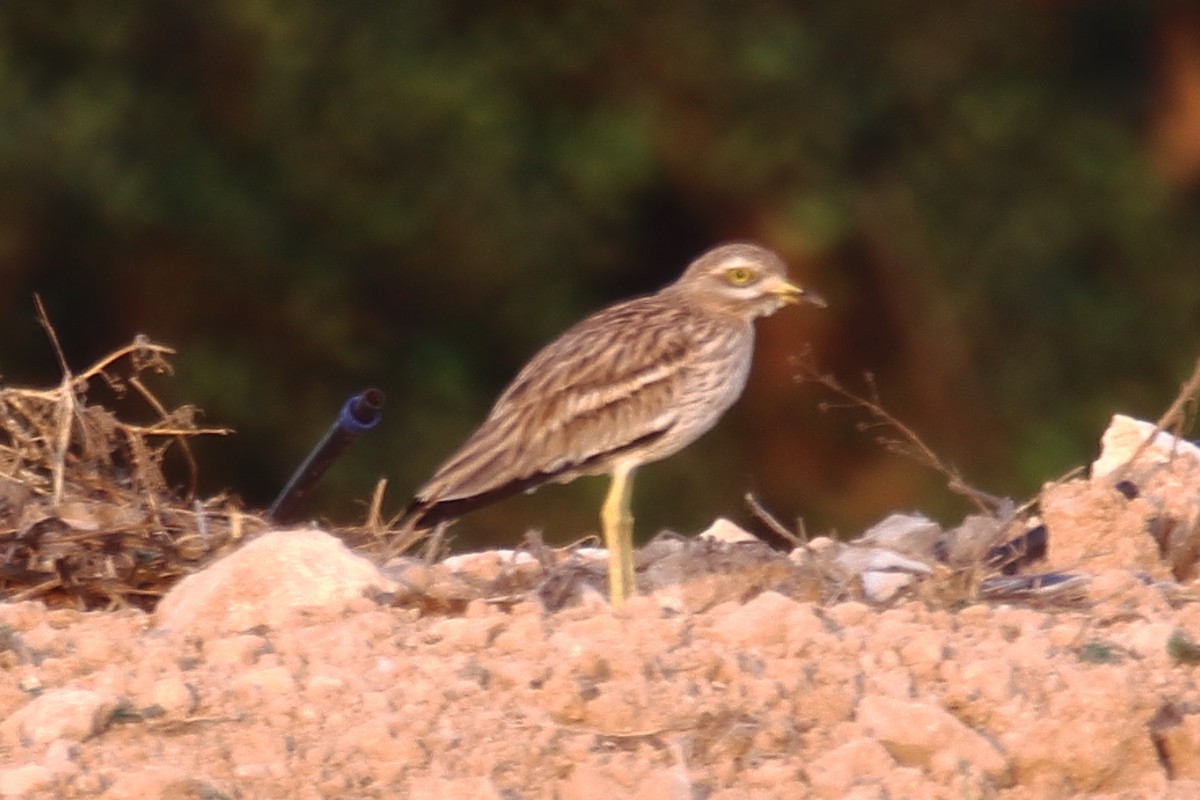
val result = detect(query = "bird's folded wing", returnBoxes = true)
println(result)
[412,299,697,513]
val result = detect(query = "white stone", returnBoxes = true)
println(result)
[857,512,943,557]
[860,570,917,602]
[442,549,538,572]
[0,689,116,747]
[835,546,932,576]
[1092,414,1200,479]
[857,694,1009,781]
[697,517,758,544]
[155,528,396,636]
[0,764,53,797]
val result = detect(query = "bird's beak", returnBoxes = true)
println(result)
[770,277,827,308]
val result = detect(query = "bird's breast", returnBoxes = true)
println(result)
[635,322,755,462]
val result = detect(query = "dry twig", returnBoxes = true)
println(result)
[1117,356,1200,478]
[794,351,1005,515]
[0,315,250,610]
[743,492,804,548]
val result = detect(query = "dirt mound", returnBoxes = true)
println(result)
[5,342,1200,798]
[3,451,1200,799]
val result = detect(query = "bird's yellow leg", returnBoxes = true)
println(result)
[600,464,637,606]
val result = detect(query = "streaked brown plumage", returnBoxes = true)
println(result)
[402,242,825,605]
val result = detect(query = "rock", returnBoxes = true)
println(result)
[148,676,196,719]
[697,517,758,544]
[859,570,917,602]
[857,513,943,557]
[939,514,1006,566]
[203,633,270,666]
[829,543,933,576]
[643,537,804,612]
[842,547,930,572]
[826,514,941,602]
[557,762,630,800]
[42,738,79,774]
[1092,414,1200,479]
[232,665,297,698]
[823,600,872,627]
[384,557,434,593]
[0,689,117,747]
[830,544,931,602]
[856,694,1010,783]
[422,614,505,655]
[155,528,397,636]
[100,768,208,800]
[1041,479,1167,575]
[807,737,895,799]
[441,549,538,581]
[0,764,53,797]
[1000,665,1159,791]
[406,775,505,800]
[336,719,396,761]
[1155,706,1200,780]
[706,591,813,651]
[5,492,1200,799]
[489,602,548,654]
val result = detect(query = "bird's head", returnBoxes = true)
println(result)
[675,243,826,319]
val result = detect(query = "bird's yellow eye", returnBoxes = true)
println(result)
[724,267,756,286]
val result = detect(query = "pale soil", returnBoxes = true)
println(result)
[3,419,1200,799]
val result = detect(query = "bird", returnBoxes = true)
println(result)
[400,243,825,606]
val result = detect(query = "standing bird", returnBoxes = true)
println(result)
[401,243,825,606]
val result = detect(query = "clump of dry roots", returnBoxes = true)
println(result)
[0,323,258,610]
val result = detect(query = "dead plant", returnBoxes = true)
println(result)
[0,306,255,610]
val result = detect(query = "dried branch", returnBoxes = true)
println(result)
[1117,355,1200,478]
[35,295,77,506]
[794,350,1006,515]
[0,311,255,610]
[744,492,803,547]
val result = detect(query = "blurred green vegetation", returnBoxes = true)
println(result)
[1,1,1198,547]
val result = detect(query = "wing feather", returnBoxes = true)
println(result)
[407,295,702,524]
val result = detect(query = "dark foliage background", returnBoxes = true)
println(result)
[2,1,1199,548]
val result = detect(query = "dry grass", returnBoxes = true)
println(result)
[792,349,1067,607]
[0,300,484,610]
[0,317,256,610]
[0,302,430,610]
